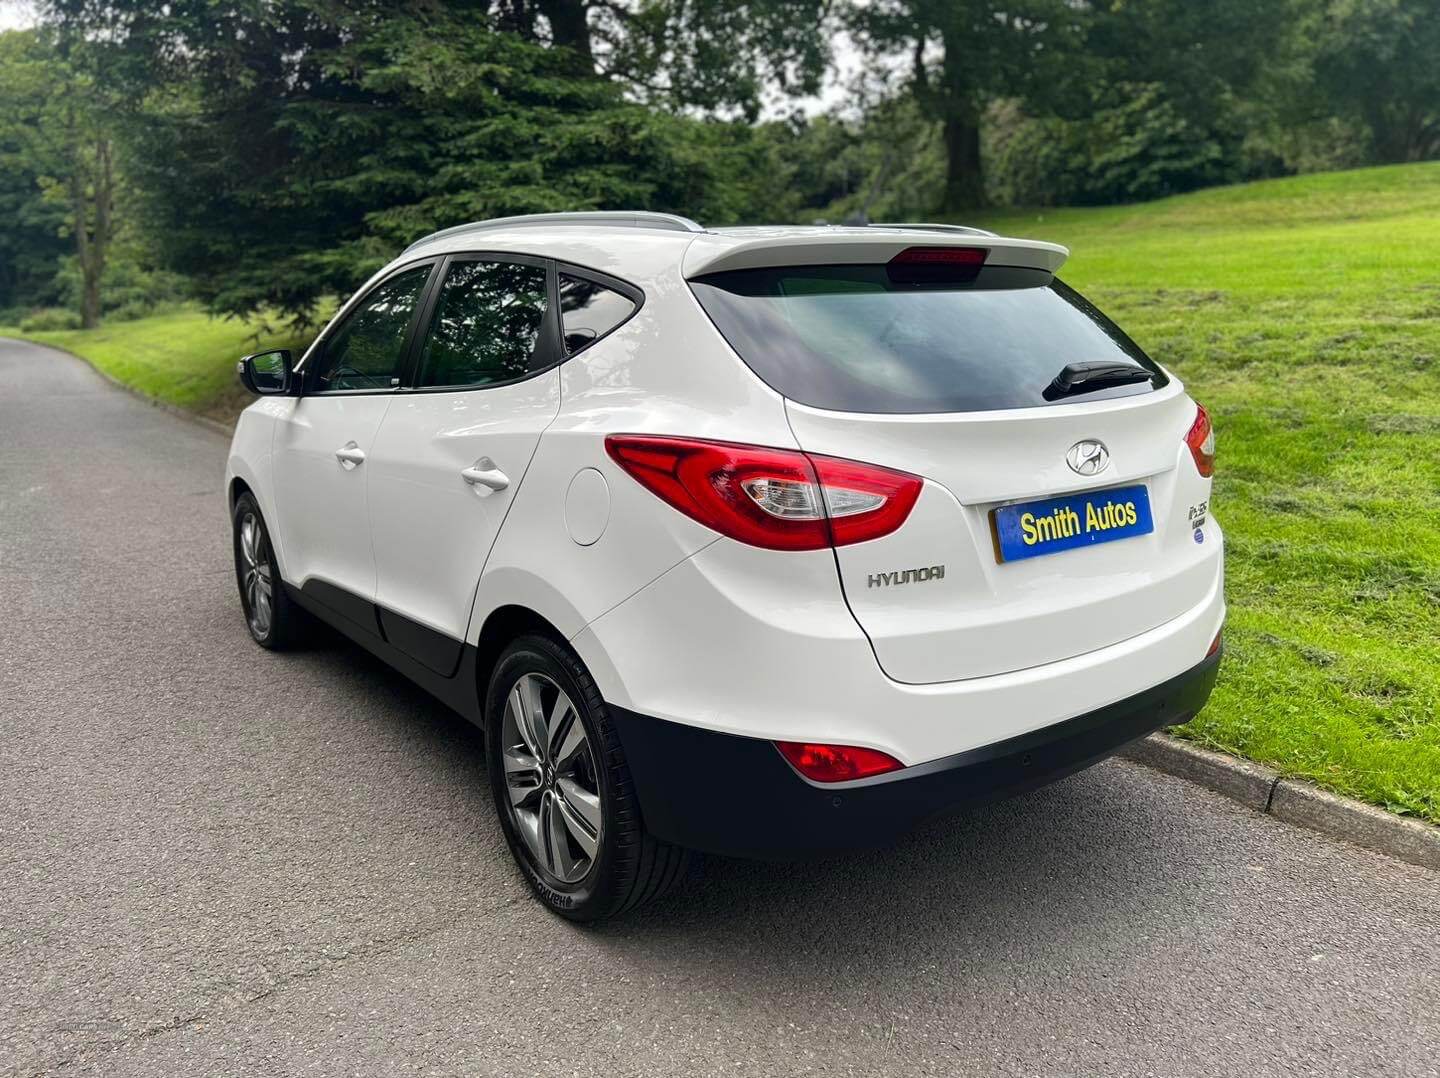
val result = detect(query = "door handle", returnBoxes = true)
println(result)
[461,457,509,492]
[335,442,366,469]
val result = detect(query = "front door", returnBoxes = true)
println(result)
[367,256,560,673]
[271,262,435,627]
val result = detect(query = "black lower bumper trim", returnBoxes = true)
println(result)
[609,650,1220,859]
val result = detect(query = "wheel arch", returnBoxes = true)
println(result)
[228,475,253,509]
[473,604,573,720]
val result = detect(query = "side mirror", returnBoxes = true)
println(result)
[237,349,293,395]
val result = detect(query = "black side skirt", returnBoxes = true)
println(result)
[287,580,483,725]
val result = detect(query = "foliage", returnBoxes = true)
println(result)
[18,306,82,331]
[589,0,832,120]
[41,1,798,320]
[753,97,945,222]
[0,34,68,312]
[989,85,1246,207]
[0,28,114,320]
[845,0,1083,211]
[1307,0,1440,163]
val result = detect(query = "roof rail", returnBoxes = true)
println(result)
[404,211,706,254]
[871,221,997,238]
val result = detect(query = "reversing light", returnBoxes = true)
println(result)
[1187,403,1216,477]
[775,740,904,783]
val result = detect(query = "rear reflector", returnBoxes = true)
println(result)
[887,245,987,285]
[605,435,921,551]
[775,741,904,783]
[1206,630,1222,658]
[1187,403,1215,477]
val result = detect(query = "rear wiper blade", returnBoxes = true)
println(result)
[1044,360,1155,400]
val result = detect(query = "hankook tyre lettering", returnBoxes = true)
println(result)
[227,212,1224,919]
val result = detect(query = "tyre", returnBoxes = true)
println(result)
[232,492,306,649]
[485,633,690,921]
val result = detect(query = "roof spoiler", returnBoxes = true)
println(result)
[682,231,1068,279]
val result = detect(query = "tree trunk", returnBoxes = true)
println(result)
[537,0,594,71]
[933,21,985,215]
[941,114,985,214]
[72,136,113,330]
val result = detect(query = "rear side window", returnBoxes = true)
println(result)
[689,267,1167,414]
[416,259,549,389]
[559,273,636,354]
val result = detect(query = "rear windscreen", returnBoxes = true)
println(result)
[689,266,1167,414]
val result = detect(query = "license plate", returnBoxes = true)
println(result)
[991,484,1154,563]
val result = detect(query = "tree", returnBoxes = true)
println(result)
[1309,0,1440,162]
[41,1,795,320]
[0,29,117,326]
[0,32,68,313]
[846,0,1084,212]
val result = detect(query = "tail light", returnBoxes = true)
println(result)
[775,741,904,783]
[605,435,921,551]
[1186,403,1215,477]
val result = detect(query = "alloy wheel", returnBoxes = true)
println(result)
[238,512,274,638]
[500,672,603,886]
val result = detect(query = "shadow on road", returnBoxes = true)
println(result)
[295,618,1189,983]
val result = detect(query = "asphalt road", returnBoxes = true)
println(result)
[2,336,1437,1078]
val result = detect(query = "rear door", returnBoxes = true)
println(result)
[690,261,1219,684]
[366,254,563,674]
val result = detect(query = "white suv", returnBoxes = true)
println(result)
[228,211,1224,920]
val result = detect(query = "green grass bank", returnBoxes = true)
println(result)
[0,306,315,426]
[5,162,1438,821]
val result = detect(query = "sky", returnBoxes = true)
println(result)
[0,0,35,32]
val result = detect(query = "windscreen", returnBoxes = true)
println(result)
[689,266,1167,414]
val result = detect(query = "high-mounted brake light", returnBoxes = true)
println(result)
[775,741,904,783]
[886,245,988,286]
[889,246,988,265]
[1186,403,1215,477]
[604,435,921,551]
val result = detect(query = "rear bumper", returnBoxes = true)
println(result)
[610,649,1220,859]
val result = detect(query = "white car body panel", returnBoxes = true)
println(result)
[369,369,560,643]
[270,394,394,600]
[571,529,1224,765]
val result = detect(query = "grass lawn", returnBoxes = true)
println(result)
[0,306,317,426]
[4,162,1437,821]
[974,162,1440,822]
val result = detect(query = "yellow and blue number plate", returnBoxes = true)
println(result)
[992,484,1153,563]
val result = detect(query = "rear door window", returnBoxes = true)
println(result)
[415,259,550,389]
[559,273,637,355]
[689,267,1167,414]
